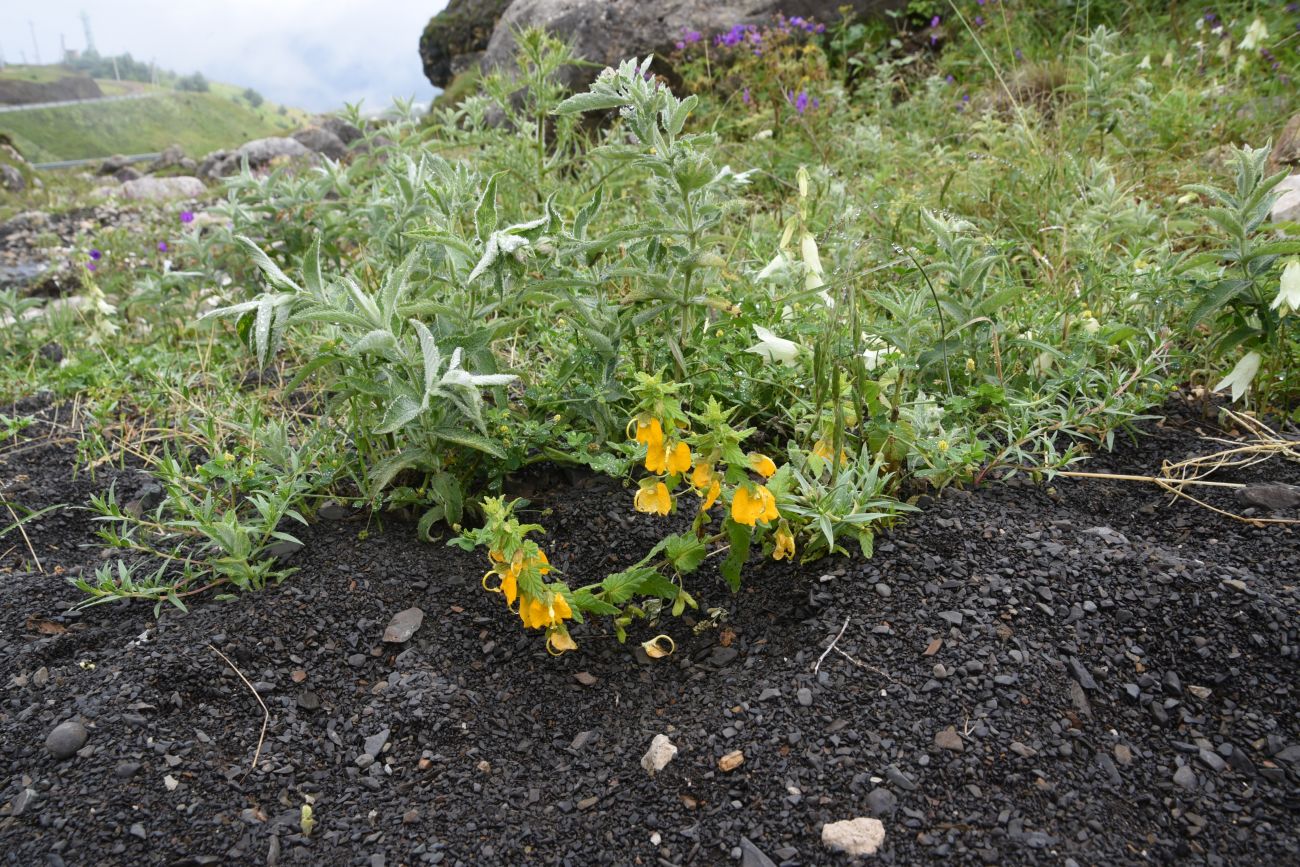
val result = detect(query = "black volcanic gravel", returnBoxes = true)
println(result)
[1,394,1298,865]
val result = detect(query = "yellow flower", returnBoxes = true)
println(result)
[520,591,573,630]
[965,358,976,373]
[645,443,669,474]
[633,416,666,472]
[690,461,714,490]
[773,522,795,561]
[546,626,578,655]
[748,452,777,478]
[812,439,847,464]
[731,484,778,526]
[634,481,672,515]
[666,442,692,475]
[701,479,721,510]
[937,439,950,453]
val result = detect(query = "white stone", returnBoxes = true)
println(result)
[640,733,677,775]
[120,176,206,202]
[822,817,886,857]
[1272,174,1300,224]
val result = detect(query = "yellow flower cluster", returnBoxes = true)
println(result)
[482,545,576,653]
[630,410,792,561]
[631,415,692,516]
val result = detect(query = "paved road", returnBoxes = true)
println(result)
[0,91,158,114]
[31,153,162,171]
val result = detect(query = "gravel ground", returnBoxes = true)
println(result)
[1,394,1297,866]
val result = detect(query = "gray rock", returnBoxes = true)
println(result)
[149,143,186,172]
[383,607,425,643]
[739,836,778,867]
[196,149,230,179]
[1067,656,1098,690]
[1273,174,1300,224]
[293,127,348,161]
[865,787,897,816]
[322,116,364,146]
[119,176,206,202]
[237,136,311,166]
[448,0,905,95]
[797,687,813,707]
[98,154,130,175]
[9,788,36,816]
[0,164,24,192]
[1236,483,1300,511]
[45,720,88,759]
[938,610,963,626]
[364,728,390,757]
[884,763,918,791]
[1173,764,1198,790]
[113,165,143,183]
[821,817,886,857]
[874,582,891,597]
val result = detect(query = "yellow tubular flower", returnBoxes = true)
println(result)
[645,443,669,474]
[812,439,833,461]
[667,441,692,475]
[501,572,518,606]
[690,461,713,490]
[749,452,777,478]
[731,485,763,526]
[773,522,795,561]
[547,627,577,654]
[633,416,664,448]
[534,549,550,575]
[634,482,672,516]
[702,479,721,510]
[758,485,779,522]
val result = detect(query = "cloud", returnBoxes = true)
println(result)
[2,0,447,111]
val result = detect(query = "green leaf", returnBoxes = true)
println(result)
[663,533,707,574]
[236,235,303,293]
[600,567,658,604]
[572,589,620,616]
[475,172,503,243]
[719,519,751,593]
[376,394,422,434]
[428,426,506,459]
[365,448,430,497]
[554,91,628,116]
[428,472,463,527]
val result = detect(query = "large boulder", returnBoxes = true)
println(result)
[120,176,207,201]
[201,137,313,178]
[423,0,907,92]
[1271,112,1300,173]
[1,164,24,193]
[420,0,514,88]
[1272,174,1300,225]
[293,127,348,161]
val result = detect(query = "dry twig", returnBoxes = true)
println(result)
[207,643,270,777]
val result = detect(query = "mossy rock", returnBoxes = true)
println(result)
[419,0,513,88]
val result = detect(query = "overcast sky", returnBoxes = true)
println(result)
[0,1,447,112]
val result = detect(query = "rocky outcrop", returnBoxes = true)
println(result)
[420,0,514,88]
[1272,112,1300,173]
[149,143,187,173]
[422,0,906,92]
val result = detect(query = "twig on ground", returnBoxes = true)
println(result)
[833,647,899,685]
[207,643,269,777]
[813,615,851,676]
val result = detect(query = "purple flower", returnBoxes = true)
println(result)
[931,15,941,27]
[158,241,168,252]
[682,29,702,44]
[1014,48,1024,60]
[86,261,96,271]
[977,0,986,5]
[89,248,102,260]
[180,210,194,224]
[946,74,956,84]
[676,41,685,50]
[742,87,751,104]
[788,89,810,114]
[975,15,985,26]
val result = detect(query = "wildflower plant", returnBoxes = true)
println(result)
[1177,143,1300,405]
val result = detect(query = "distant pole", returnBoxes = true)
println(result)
[112,55,120,80]
[81,10,96,53]
[28,20,41,65]
[60,33,67,62]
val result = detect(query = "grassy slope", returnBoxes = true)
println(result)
[0,65,311,162]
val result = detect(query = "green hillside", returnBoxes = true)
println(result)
[0,66,311,163]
